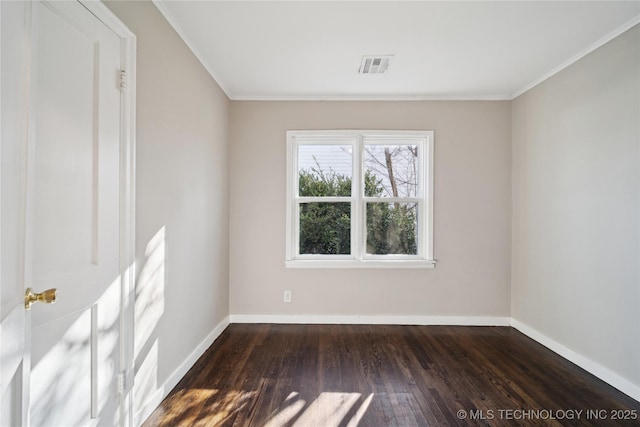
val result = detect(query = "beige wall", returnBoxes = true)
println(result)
[512,25,640,387]
[105,0,230,417]
[229,101,511,317]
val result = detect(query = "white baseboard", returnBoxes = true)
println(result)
[134,316,230,426]
[229,314,511,326]
[511,318,640,402]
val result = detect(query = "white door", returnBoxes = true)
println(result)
[1,1,32,425]
[1,1,135,426]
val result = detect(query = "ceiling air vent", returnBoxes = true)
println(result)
[359,55,394,74]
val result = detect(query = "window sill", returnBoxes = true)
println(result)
[285,259,436,269]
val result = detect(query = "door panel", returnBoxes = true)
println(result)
[31,309,93,426]
[33,3,97,273]
[30,0,120,326]
[27,1,122,426]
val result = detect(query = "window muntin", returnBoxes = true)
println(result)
[286,131,434,268]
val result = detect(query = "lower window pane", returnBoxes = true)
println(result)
[299,203,351,255]
[366,202,418,255]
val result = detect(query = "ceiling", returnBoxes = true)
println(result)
[153,1,640,100]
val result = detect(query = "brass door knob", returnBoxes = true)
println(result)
[25,287,57,310]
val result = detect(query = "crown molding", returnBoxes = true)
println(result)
[230,94,511,101]
[512,17,640,99]
[152,0,233,99]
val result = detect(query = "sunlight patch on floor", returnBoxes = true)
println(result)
[149,388,374,427]
[263,391,374,427]
[263,392,306,427]
[293,392,361,426]
[155,388,257,426]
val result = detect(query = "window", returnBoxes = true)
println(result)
[286,130,434,268]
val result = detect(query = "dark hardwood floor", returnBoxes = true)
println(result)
[143,324,640,426]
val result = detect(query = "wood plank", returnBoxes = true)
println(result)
[143,325,640,426]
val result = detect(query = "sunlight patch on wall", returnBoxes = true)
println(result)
[134,227,166,356]
[133,226,167,413]
[133,339,158,414]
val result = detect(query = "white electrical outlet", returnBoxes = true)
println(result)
[283,290,292,303]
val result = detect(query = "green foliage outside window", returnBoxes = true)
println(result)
[298,167,417,255]
[366,202,417,255]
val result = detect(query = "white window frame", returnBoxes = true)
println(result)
[286,130,435,269]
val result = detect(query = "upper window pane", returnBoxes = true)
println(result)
[298,145,352,197]
[364,144,418,198]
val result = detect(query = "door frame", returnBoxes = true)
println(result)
[76,2,137,426]
[5,1,137,426]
